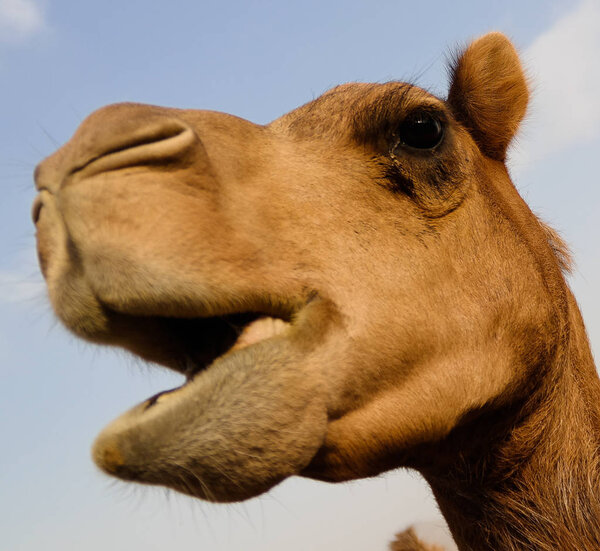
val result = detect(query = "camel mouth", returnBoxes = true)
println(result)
[97,303,303,416]
[137,312,294,421]
[91,299,328,502]
[144,311,292,392]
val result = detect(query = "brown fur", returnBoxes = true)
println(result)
[391,528,445,551]
[448,33,529,161]
[33,33,600,550]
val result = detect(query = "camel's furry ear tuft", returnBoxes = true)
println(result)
[447,32,529,161]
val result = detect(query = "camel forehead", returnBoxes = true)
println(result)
[270,81,445,140]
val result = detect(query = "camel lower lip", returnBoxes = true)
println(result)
[145,386,183,408]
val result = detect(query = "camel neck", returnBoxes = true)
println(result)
[427,314,600,551]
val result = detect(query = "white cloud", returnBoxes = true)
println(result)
[0,269,45,303]
[510,0,600,171]
[0,248,46,305]
[0,0,45,43]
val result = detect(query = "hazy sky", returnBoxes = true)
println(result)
[2,1,599,550]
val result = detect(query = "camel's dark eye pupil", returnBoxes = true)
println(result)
[398,112,444,149]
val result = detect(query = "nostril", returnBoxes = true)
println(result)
[92,120,189,159]
[71,115,197,176]
[32,195,43,225]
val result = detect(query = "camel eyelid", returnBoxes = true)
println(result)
[354,91,449,153]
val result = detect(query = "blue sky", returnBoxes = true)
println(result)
[1,1,599,550]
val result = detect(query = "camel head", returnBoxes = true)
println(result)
[33,33,564,504]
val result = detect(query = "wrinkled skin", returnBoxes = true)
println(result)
[33,33,559,512]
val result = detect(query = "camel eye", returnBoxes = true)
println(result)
[398,111,444,150]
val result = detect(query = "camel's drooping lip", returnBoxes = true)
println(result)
[90,302,329,503]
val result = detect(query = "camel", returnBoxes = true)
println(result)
[32,32,600,550]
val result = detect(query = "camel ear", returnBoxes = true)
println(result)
[447,32,529,161]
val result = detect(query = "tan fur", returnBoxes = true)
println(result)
[33,33,600,550]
